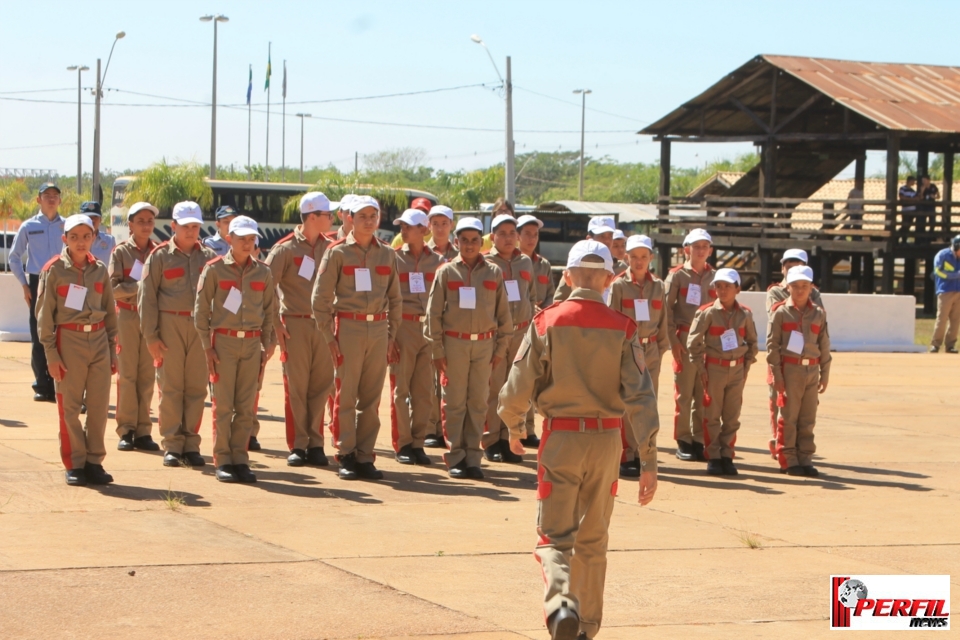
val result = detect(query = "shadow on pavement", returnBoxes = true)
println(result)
[0,419,27,428]
[90,483,211,507]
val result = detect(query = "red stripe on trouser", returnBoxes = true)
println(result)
[210,392,219,465]
[389,374,400,452]
[439,371,450,455]
[331,378,342,447]
[56,393,73,469]
[250,392,260,447]
[702,411,712,460]
[283,373,295,450]
[672,380,681,440]
[775,414,788,469]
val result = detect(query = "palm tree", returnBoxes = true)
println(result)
[122,161,213,214]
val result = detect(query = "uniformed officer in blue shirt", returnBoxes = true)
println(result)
[202,205,236,256]
[80,201,116,265]
[9,182,65,401]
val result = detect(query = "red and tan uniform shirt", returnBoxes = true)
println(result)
[427,237,458,262]
[109,237,157,311]
[36,249,119,369]
[765,282,824,316]
[608,270,670,351]
[138,241,217,345]
[664,261,718,348]
[311,232,402,345]
[265,227,334,321]
[686,299,759,376]
[485,248,537,330]
[395,244,445,321]
[194,252,278,350]
[528,252,555,309]
[766,299,832,387]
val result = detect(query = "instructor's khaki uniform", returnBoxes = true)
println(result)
[425,255,512,468]
[139,241,217,455]
[497,288,659,639]
[37,250,118,470]
[312,233,402,464]
[266,228,335,451]
[109,238,156,438]
[686,299,758,461]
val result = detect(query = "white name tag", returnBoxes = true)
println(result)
[354,268,372,292]
[633,298,650,322]
[65,284,87,310]
[720,328,739,352]
[409,272,426,294]
[298,255,315,280]
[459,286,476,309]
[685,284,702,306]
[787,330,805,355]
[130,259,144,282]
[505,279,521,302]
[223,286,242,314]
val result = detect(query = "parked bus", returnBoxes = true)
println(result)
[109,177,438,250]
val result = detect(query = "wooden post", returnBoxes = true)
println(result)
[855,153,866,184]
[758,143,767,198]
[863,253,875,294]
[759,249,772,289]
[943,151,953,236]
[850,253,861,292]
[819,252,833,293]
[882,133,900,294]
[658,138,672,274]
[923,256,936,313]
[903,257,916,298]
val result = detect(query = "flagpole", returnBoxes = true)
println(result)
[247,63,252,179]
[282,60,286,181]
[265,42,271,180]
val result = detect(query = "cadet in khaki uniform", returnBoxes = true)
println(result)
[109,202,160,452]
[482,214,537,463]
[498,240,659,640]
[390,209,445,465]
[312,195,402,481]
[266,192,337,467]
[37,215,119,486]
[608,234,670,478]
[664,228,717,462]
[196,216,277,483]
[425,217,513,479]
[553,217,627,303]
[764,249,824,458]
[686,268,758,476]
[767,265,831,477]
[610,229,627,263]
[139,201,217,468]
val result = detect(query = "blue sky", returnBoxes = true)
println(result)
[2,0,958,179]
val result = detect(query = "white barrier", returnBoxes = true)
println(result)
[0,273,31,342]
[737,291,923,352]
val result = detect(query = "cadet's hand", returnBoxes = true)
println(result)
[276,325,291,352]
[819,381,828,394]
[148,340,168,362]
[491,355,502,368]
[110,356,118,376]
[671,343,684,370]
[328,340,343,367]
[205,347,219,378]
[387,339,400,364]
[47,361,66,382]
[774,378,785,394]
[638,470,657,506]
[22,284,31,307]
[433,357,446,375]
[508,438,525,456]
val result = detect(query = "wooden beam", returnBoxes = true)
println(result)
[656,131,888,143]
[882,132,900,294]
[943,151,953,233]
[770,69,778,130]
[729,96,771,133]
[697,63,771,111]
[772,93,821,133]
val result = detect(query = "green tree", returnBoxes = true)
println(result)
[122,161,213,214]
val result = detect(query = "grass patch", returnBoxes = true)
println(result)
[915,317,936,346]
[163,487,186,512]
[738,530,763,549]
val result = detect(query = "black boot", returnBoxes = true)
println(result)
[395,444,416,465]
[547,602,580,640]
[117,432,135,452]
[287,449,307,467]
[675,440,695,461]
[306,447,329,467]
[338,453,358,480]
[619,458,640,478]
[706,459,724,476]
[721,457,738,476]
[483,440,504,463]
[247,436,262,451]
[133,435,160,451]
[83,463,114,485]
[691,441,707,462]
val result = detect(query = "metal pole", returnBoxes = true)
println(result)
[299,115,305,183]
[282,60,286,181]
[210,19,218,178]
[265,42,271,178]
[75,68,83,193]
[247,64,252,179]
[578,91,586,200]
[93,58,101,202]
[505,56,515,205]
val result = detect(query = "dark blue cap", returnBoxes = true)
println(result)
[215,205,237,220]
[79,201,102,216]
[38,182,61,196]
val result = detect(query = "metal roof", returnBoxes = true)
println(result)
[536,201,658,222]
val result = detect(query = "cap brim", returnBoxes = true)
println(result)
[787,276,813,284]
[590,226,616,235]
[231,228,260,237]
[174,217,203,226]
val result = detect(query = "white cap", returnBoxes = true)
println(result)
[566,240,614,274]
[172,201,204,226]
[455,216,484,234]
[334,194,355,212]
[713,268,741,285]
[626,234,654,253]
[516,214,543,229]
[228,215,261,237]
[683,228,713,246]
[300,191,331,214]
[127,202,159,219]
[393,208,429,228]
[491,213,518,231]
[349,195,380,213]
[612,229,626,240]
[428,205,454,221]
[587,216,616,236]
[64,214,94,233]
[781,248,809,264]
[786,265,814,284]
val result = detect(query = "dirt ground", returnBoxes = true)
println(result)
[0,341,956,639]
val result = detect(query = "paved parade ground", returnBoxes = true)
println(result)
[0,341,957,639]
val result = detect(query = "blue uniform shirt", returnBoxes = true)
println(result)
[202,233,230,256]
[9,212,65,286]
[933,247,960,295]
[90,229,116,264]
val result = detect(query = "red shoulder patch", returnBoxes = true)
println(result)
[148,240,169,256]
[770,300,788,312]
[327,237,348,250]
[206,255,225,266]
[277,231,296,245]
[41,256,61,272]
[668,264,683,274]
[698,302,713,311]
[766,281,782,291]
[535,299,635,339]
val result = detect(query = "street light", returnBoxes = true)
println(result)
[573,89,592,201]
[296,114,311,182]
[471,34,514,206]
[201,15,229,179]
[92,31,125,204]
[66,65,89,193]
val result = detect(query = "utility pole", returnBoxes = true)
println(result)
[296,113,310,182]
[201,15,229,179]
[505,56,515,205]
[66,65,89,193]
[573,89,592,200]
[282,60,287,180]
[93,31,125,204]
[265,42,271,179]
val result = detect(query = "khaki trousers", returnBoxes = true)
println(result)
[428,370,443,437]
[932,291,960,349]
[702,362,745,460]
[482,330,524,448]
[766,367,779,443]
[441,335,494,468]
[332,319,388,464]
[211,334,261,467]
[55,328,111,470]
[535,427,621,639]
[776,364,820,468]
[389,319,434,451]
[281,316,334,451]
[115,306,154,438]
[672,347,704,445]
[621,343,662,461]
[156,313,206,454]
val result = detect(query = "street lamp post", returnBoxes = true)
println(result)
[573,89,592,201]
[66,65,89,193]
[296,113,311,182]
[201,15,229,179]
[92,31,125,204]
[471,35,514,206]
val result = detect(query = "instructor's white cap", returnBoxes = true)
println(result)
[172,201,204,226]
[455,216,483,234]
[781,248,809,264]
[587,216,616,236]
[566,240,614,273]
[393,208,429,227]
[64,214,95,233]
[626,234,654,253]
[786,265,814,284]
[228,215,261,237]
[491,213,518,231]
[712,267,741,285]
[127,202,159,220]
[683,228,712,246]
[300,191,331,214]
[516,214,543,229]
[428,205,454,220]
